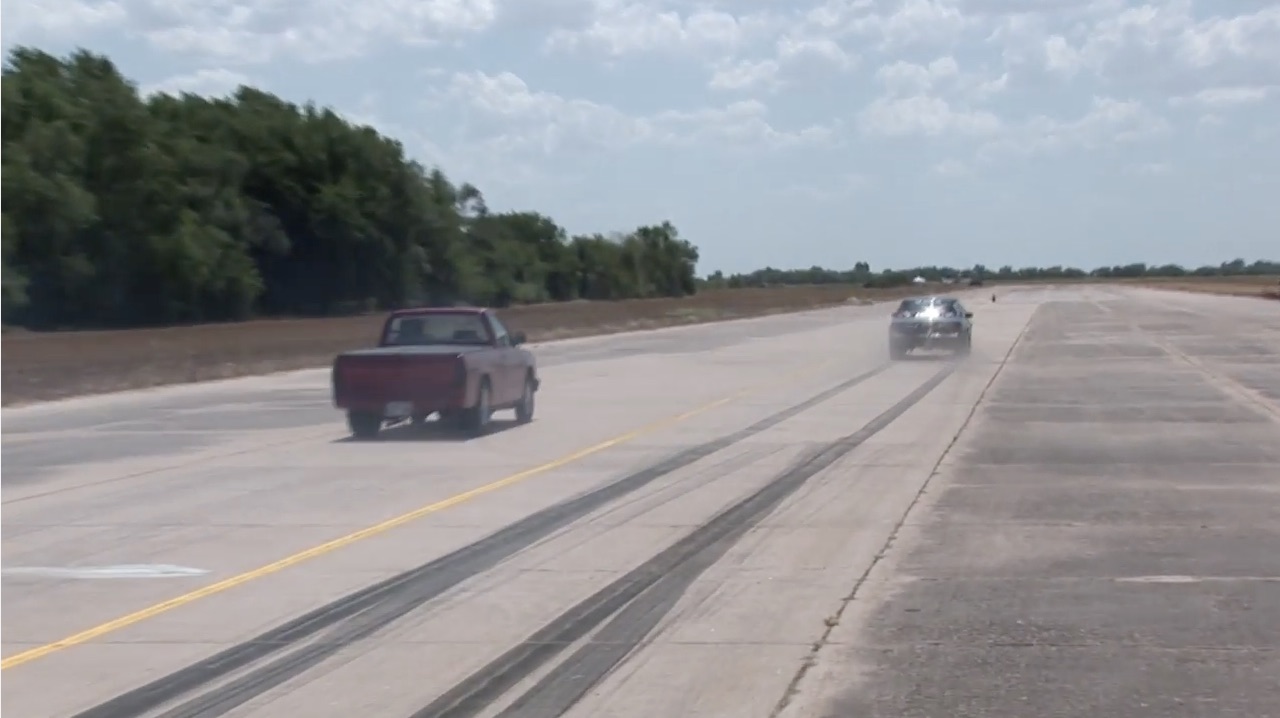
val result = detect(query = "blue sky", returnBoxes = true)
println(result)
[4,0,1278,274]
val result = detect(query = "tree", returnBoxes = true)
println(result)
[1,47,705,328]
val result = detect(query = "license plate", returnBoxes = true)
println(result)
[384,401,413,418]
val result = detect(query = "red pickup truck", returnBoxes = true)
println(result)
[331,307,540,439]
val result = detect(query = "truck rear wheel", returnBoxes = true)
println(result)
[348,411,382,439]
[462,379,493,437]
[515,374,536,423]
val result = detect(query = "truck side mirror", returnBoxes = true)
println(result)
[511,331,527,346]
[965,312,974,319]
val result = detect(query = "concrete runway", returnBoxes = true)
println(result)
[2,286,1278,718]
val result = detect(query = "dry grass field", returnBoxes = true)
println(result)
[1115,274,1280,298]
[3,277,1274,406]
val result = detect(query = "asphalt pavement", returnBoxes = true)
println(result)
[2,286,1277,718]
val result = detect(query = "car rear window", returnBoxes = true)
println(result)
[895,299,960,317]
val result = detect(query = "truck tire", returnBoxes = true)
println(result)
[348,411,382,439]
[462,379,493,436]
[515,373,536,424]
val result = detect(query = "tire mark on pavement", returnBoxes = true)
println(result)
[770,305,1036,718]
[410,362,960,718]
[74,363,892,718]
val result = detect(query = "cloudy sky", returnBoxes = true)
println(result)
[3,0,1278,274]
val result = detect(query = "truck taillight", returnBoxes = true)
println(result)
[454,359,468,386]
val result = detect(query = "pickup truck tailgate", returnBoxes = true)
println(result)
[332,351,462,407]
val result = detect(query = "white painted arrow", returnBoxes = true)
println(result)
[2,564,210,579]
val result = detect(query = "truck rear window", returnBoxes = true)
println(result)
[384,314,490,346]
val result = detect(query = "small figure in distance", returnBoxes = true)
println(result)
[991,293,997,303]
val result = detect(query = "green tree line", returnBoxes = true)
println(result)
[1,47,700,329]
[705,258,1280,290]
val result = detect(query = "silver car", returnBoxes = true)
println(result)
[888,296,973,360]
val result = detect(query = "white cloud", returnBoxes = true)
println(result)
[434,69,836,154]
[544,3,776,57]
[441,70,652,152]
[142,68,254,97]
[1043,34,1082,76]
[1169,85,1275,108]
[845,0,973,50]
[778,172,872,202]
[658,99,840,148]
[859,95,1002,137]
[930,158,972,177]
[877,56,960,94]
[1,0,127,42]
[1125,161,1172,176]
[709,31,858,93]
[873,55,1008,106]
[709,58,781,92]
[989,2,1280,90]
[138,0,499,65]
[980,96,1172,158]
[776,33,858,71]
[1178,5,1280,69]
[1194,113,1228,134]
[966,69,1009,100]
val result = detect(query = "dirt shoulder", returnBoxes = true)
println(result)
[1011,274,1280,299]
[0,285,921,406]
[1122,274,1280,299]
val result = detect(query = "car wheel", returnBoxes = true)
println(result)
[889,340,908,361]
[515,374,536,424]
[463,379,493,436]
[347,411,382,439]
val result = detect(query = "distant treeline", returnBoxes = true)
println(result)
[1,47,699,329]
[704,259,1280,290]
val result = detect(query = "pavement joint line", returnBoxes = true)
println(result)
[1091,300,1280,424]
[0,357,838,672]
[1156,344,1280,423]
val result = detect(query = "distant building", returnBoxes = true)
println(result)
[912,276,927,284]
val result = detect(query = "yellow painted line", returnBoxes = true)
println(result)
[1,359,836,671]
